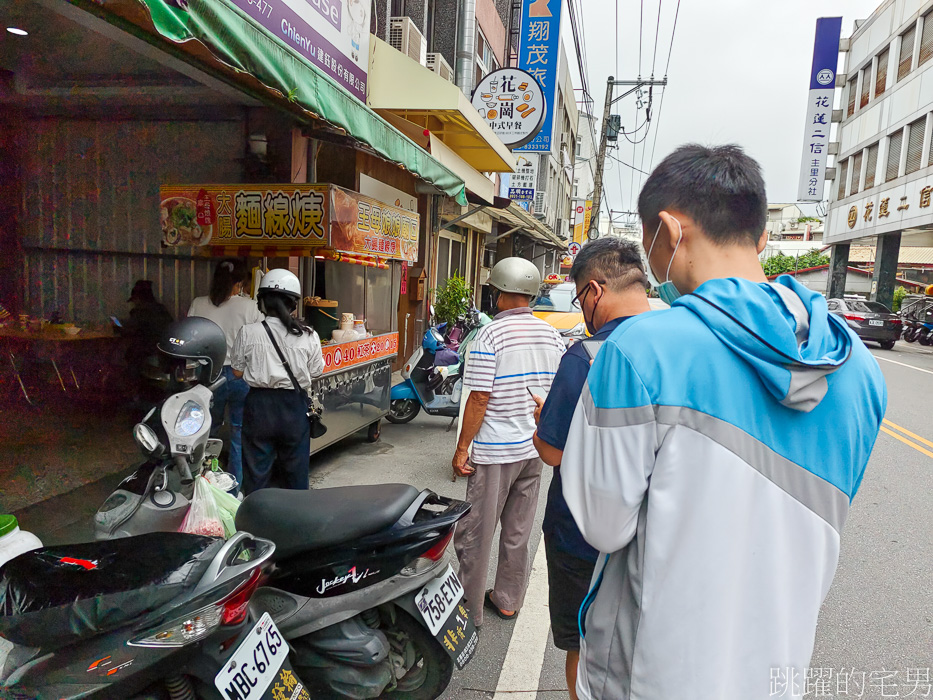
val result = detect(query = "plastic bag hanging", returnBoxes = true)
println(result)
[179,476,225,538]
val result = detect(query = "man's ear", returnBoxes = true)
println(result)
[657,210,683,250]
[756,229,769,254]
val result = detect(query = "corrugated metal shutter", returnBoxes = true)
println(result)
[21,120,244,323]
[847,80,857,117]
[864,143,879,189]
[886,130,904,181]
[837,158,849,200]
[899,25,916,81]
[860,68,871,108]
[850,151,863,196]
[876,48,889,96]
[920,13,933,66]
[906,117,926,174]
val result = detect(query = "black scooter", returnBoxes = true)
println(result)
[0,531,315,699]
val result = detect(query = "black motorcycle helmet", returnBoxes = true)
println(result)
[157,317,226,385]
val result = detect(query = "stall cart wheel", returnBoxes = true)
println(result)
[367,420,382,442]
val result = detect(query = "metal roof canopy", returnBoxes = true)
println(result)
[367,38,515,174]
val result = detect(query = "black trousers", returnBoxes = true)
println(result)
[242,388,311,494]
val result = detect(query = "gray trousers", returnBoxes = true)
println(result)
[454,457,543,626]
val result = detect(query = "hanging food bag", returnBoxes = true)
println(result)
[179,476,225,538]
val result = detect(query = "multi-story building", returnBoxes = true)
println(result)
[824,0,933,307]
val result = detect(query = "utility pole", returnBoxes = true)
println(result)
[588,76,669,240]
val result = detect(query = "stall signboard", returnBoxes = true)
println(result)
[470,68,546,149]
[228,0,371,102]
[322,332,399,373]
[160,184,420,262]
[514,0,562,153]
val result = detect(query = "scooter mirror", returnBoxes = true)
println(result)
[133,423,163,457]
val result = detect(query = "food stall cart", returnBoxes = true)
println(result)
[159,183,417,452]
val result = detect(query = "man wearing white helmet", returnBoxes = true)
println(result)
[231,269,323,493]
[452,257,565,626]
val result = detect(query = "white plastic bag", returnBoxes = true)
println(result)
[179,476,225,538]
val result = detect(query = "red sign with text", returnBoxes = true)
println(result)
[322,333,399,374]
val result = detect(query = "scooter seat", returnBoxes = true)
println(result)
[236,485,420,560]
[0,533,223,649]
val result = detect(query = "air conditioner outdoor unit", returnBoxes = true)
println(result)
[426,53,455,82]
[389,17,427,66]
[534,191,550,219]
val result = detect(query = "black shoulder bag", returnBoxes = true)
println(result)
[261,321,327,439]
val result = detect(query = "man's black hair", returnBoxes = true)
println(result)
[569,237,649,292]
[637,144,767,247]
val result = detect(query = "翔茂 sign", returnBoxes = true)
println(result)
[471,68,545,149]
[797,17,842,201]
[515,0,562,153]
[229,0,371,102]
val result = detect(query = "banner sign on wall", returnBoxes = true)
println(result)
[572,199,592,244]
[508,154,538,204]
[160,184,420,262]
[471,68,546,149]
[515,0,562,153]
[229,0,371,102]
[797,16,842,201]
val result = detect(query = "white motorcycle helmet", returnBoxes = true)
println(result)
[258,268,301,300]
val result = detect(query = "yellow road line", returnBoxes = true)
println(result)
[882,418,933,449]
[879,426,933,459]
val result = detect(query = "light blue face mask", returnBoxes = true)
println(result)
[645,216,684,305]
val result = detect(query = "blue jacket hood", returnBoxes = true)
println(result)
[674,275,853,412]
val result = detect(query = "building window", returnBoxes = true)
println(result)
[921,12,933,67]
[846,79,857,117]
[898,24,916,82]
[850,150,863,196]
[837,158,849,200]
[859,67,871,108]
[474,28,498,86]
[864,142,879,189]
[905,116,926,174]
[875,47,889,97]
[886,130,904,181]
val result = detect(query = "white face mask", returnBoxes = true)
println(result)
[645,216,684,305]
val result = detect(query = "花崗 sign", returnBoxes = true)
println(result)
[471,68,545,149]
[228,0,371,102]
[159,184,420,262]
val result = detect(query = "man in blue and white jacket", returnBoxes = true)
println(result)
[561,144,887,700]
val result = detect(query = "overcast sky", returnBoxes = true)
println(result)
[566,0,883,223]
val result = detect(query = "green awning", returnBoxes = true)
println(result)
[89,0,468,205]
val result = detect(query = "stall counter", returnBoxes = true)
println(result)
[309,332,398,453]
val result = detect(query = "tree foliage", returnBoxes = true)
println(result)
[892,286,908,312]
[432,274,474,326]
[761,251,831,277]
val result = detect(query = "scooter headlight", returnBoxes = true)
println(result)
[174,400,205,437]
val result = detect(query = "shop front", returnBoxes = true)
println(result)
[160,182,418,450]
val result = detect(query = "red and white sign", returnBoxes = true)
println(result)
[322,332,399,373]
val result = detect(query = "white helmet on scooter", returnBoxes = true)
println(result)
[258,269,301,300]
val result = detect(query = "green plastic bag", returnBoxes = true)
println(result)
[203,478,241,539]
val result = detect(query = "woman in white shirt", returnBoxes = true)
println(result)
[231,269,323,493]
[188,259,262,487]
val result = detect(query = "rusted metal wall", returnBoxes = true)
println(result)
[20,119,243,323]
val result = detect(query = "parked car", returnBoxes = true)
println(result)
[827,297,901,350]
[532,281,586,345]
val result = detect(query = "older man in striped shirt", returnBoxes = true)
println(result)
[452,257,564,626]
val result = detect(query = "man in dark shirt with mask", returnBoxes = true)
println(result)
[532,238,651,700]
